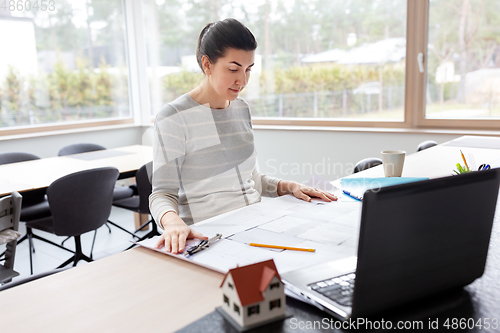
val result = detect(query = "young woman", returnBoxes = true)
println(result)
[150,18,336,254]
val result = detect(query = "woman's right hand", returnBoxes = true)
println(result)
[155,211,208,254]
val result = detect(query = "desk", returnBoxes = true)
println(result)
[0,145,153,228]
[0,145,153,196]
[0,137,499,332]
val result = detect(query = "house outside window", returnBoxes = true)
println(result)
[270,299,281,310]
[228,282,233,289]
[223,294,229,306]
[247,305,260,317]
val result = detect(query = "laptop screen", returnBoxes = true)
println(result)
[352,169,500,317]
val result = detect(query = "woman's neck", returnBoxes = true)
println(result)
[188,79,230,109]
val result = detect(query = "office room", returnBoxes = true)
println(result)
[1,0,499,331]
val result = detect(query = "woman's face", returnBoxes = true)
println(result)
[204,48,255,103]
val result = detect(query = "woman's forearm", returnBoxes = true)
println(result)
[277,180,299,196]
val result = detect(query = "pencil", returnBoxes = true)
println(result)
[460,150,470,171]
[248,243,315,252]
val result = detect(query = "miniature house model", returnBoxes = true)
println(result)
[220,259,286,328]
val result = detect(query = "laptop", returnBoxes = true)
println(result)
[281,169,500,320]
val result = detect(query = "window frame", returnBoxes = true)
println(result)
[0,0,143,138]
[4,0,497,137]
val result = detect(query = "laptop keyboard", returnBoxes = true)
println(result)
[308,273,356,307]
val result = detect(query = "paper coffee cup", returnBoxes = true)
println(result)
[381,150,406,177]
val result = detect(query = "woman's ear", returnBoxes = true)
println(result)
[201,55,212,75]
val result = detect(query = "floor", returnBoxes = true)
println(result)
[2,207,151,283]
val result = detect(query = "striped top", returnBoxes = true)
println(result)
[149,94,281,226]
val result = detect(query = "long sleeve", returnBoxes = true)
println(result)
[250,159,281,197]
[149,94,276,226]
[149,105,187,227]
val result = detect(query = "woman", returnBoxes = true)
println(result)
[150,18,336,254]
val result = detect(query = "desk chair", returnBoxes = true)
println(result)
[26,167,119,273]
[353,157,383,173]
[0,192,22,285]
[0,153,51,260]
[417,140,438,152]
[112,162,159,250]
[58,144,138,241]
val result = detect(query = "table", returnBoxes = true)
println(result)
[0,145,153,228]
[0,145,153,196]
[1,137,500,332]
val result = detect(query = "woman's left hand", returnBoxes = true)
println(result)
[278,180,337,202]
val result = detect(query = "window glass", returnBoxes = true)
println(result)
[143,0,407,120]
[247,305,260,316]
[426,0,500,119]
[269,298,281,310]
[0,0,130,129]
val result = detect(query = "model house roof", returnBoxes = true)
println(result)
[220,259,281,307]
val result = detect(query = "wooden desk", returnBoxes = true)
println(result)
[1,137,500,332]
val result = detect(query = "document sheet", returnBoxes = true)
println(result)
[137,195,362,274]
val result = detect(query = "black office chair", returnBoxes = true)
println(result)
[26,167,119,273]
[0,153,51,261]
[58,143,138,240]
[112,162,159,250]
[353,157,383,174]
[417,140,438,152]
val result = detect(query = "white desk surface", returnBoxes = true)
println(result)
[0,145,153,196]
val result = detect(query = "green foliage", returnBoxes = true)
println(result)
[162,70,204,102]
[271,63,404,94]
[453,163,471,175]
[2,66,23,112]
[0,58,128,126]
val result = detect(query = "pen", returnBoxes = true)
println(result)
[479,164,491,171]
[342,190,363,202]
[460,150,470,171]
[248,243,315,252]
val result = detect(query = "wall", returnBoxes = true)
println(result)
[253,128,461,183]
[1,126,461,181]
[0,126,145,158]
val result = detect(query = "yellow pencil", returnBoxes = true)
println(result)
[460,150,470,171]
[248,243,315,252]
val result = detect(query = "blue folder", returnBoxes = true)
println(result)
[341,177,429,200]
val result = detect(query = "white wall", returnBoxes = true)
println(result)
[1,126,461,179]
[253,129,462,183]
[0,126,146,158]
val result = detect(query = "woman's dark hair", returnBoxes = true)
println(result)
[196,18,257,73]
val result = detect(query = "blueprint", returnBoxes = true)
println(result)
[136,195,362,274]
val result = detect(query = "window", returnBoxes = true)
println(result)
[425,0,500,122]
[269,299,281,310]
[6,1,490,133]
[247,305,260,316]
[0,0,131,131]
[228,282,233,289]
[270,282,280,290]
[142,0,407,122]
[140,1,500,130]
[223,294,229,306]
[233,303,240,315]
